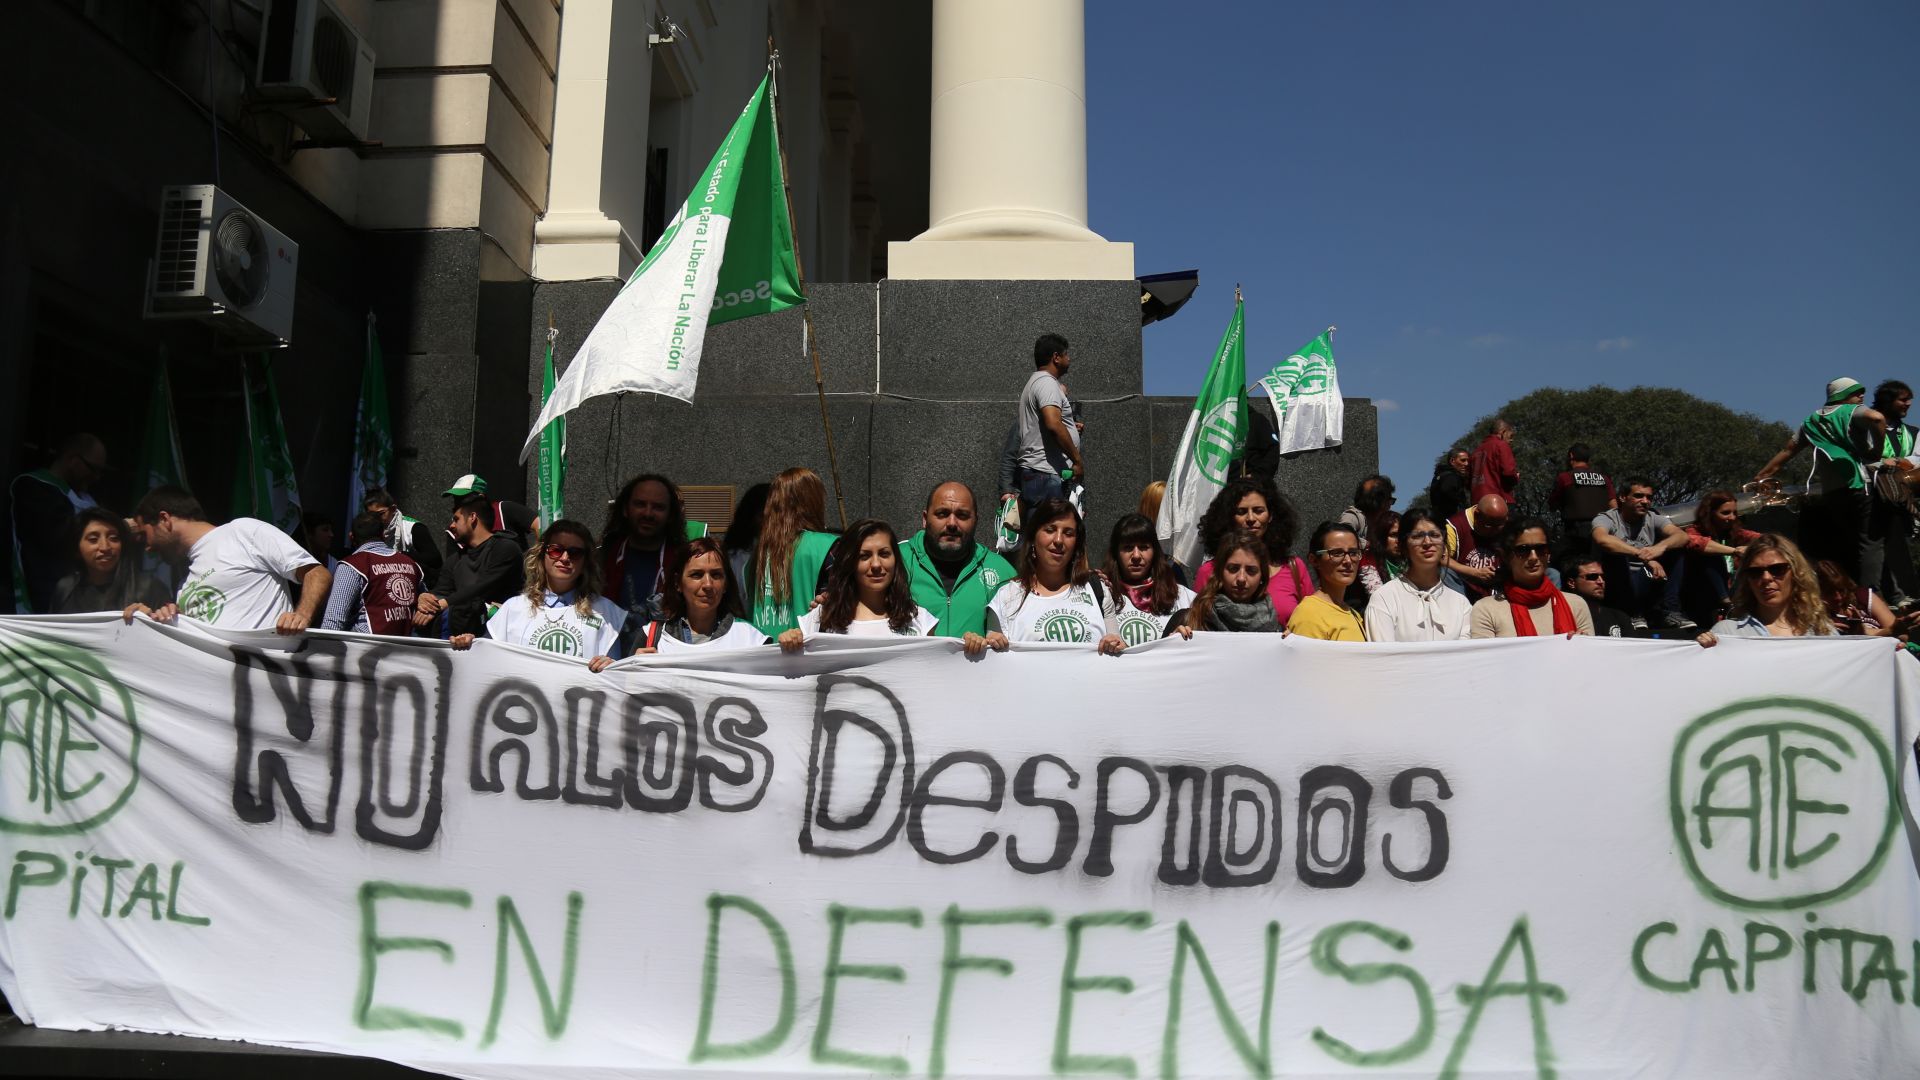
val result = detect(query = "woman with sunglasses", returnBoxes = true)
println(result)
[779,519,936,650]
[1364,508,1471,641]
[1286,522,1369,640]
[1183,530,1278,633]
[1470,518,1593,638]
[450,520,626,671]
[50,507,173,614]
[1697,534,1835,643]
[631,537,771,652]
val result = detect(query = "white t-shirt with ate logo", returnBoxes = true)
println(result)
[485,590,627,658]
[989,581,1105,643]
[795,605,937,640]
[176,517,318,630]
[1112,585,1196,646]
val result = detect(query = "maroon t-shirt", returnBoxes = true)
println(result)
[1447,510,1504,601]
[341,549,425,635]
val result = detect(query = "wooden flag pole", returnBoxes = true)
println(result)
[767,42,849,529]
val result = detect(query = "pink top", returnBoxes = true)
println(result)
[1194,556,1316,624]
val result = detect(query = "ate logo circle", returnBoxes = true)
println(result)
[1116,610,1159,647]
[534,620,585,656]
[1038,610,1091,643]
[177,579,227,623]
[1669,697,1898,910]
[0,639,142,835]
[389,575,416,606]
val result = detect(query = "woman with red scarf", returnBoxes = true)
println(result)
[1470,518,1595,637]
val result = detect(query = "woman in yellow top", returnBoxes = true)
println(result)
[1286,522,1368,640]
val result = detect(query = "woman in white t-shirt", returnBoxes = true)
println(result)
[982,497,1126,655]
[631,537,772,653]
[1099,513,1194,644]
[779,520,936,650]
[451,520,626,671]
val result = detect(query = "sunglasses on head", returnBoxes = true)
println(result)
[544,543,588,563]
[1511,543,1552,557]
[1743,563,1791,580]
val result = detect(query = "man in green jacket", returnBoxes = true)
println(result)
[899,482,1015,638]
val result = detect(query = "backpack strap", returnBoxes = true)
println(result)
[1289,558,1307,596]
[1088,576,1119,637]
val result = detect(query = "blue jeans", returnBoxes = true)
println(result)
[1017,469,1065,519]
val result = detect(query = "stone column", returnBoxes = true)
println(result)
[887,0,1133,280]
[532,0,642,281]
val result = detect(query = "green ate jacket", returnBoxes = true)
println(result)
[899,531,1015,638]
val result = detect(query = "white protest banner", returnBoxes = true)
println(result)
[3,616,1919,1080]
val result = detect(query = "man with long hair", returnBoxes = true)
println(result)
[600,473,701,638]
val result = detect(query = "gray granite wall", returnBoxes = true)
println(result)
[519,280,1376,552]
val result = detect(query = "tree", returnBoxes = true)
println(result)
[1443,386,1792,525]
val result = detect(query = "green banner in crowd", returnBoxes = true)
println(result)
[1260,328,1345,454]
[536,325,565,526]
[346,313,391,530]
[1158,292,1249,568]
[135,349,188,496]
[231,354,302,533]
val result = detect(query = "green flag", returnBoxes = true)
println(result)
[135,351,189,495]
[346,313,391,527]
[1259,328,1344,453]
[1157,294,1249,568]
[231,355,303,533]
[536,325,566,525]
[521,68,803,461]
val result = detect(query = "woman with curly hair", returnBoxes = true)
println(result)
[1190,476,1314,623]
[749,467,839,634]
[451,519,626,671]
[1697,534,1836,644]
[779,519,935,650]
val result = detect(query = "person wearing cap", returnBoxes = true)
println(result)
[1755,377,1889,590]
[415,492,525,636]
[443,474,538,553]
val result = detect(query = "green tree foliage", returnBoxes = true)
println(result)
[1442,386,1792,522]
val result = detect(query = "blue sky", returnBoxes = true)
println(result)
[1086,1,1920,492]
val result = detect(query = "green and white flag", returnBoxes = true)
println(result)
[535,324,565,526]
[231,355,303,533]
[345,313,390,527]
[134,350,189,495]
[1158,294,1249,569]
[1260,328,1344,454]
[520,69,802,462]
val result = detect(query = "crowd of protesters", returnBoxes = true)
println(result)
[7,365,1918,658]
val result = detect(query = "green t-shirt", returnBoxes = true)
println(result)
[1802,404,1869,492]
[750,530,837,634]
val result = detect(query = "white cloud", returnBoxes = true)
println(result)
[1374,399,1401,412]
[1467,333,1511,348]
[1595,336,1636,352]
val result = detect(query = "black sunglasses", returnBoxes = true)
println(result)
[1742,563,1791,580]
[1511,543,1552,557]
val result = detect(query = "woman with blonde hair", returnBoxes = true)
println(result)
[451,519,626,670]
[1137,481,1166,522]
[1697,534,1836,644]
[749,467,838,634]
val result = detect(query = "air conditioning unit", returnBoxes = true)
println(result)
[255,0,376,142]
[144,185,298,347]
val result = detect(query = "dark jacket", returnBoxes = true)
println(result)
[432,533,524,635]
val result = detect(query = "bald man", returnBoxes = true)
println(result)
[898,481,1017,639]
[1444,493,1510,601]
[9,433,106,613]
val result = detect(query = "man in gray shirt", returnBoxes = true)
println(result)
[1014,333,1085,516]
[1590,476,1693,631]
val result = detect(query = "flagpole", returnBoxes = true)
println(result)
[767,42,849,529]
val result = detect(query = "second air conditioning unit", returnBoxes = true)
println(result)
[144,185,298,347]
[255,0,376,142]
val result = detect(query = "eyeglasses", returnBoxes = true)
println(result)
[544,543,588,563]
[1406,531,1445,544]
[1742,563,1791,580]
[1577,572,1605,582]
[1315,548,1363,561]
[1511,543,1552,557]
